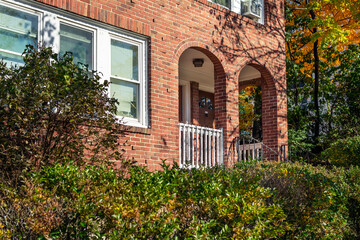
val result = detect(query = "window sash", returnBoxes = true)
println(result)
[110,37,143,121]
[59,23,94,70]
[110,77,140,119]
[111,39,139,82]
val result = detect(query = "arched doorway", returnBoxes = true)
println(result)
[178,47,226,167]
[178,48,215,128]
[228,64,287,163]
[238,65,263,141]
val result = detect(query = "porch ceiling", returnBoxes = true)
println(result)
[179,49,214,93]
[239,65,261,82]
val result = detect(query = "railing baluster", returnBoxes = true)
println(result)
[220,128,224,165]
[253,140,255,161]
[216,131,220,165]
[205,130,208,167]
[196,126,199,168]
[182,124,185,166]
[236,137,239,163]
[187,124,191,166]
[242,137,245,162]
[179,124,182,167]
[208,131,211,167]
[200,128,203,166]
[191,126,194,167]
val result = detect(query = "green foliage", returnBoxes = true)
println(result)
[322,135,360,168]
[2,161,359,239]
[288,129,315,162]
[326,44,360,138]
[0,46,125,183]
[257,162,347,239]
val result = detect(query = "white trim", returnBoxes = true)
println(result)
[107,34,147,127]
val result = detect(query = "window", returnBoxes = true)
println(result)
[110,39,140,119]
[0,4,39,66]
[211,0,231,8]
[59,23,94,70]
[209,0,264,24]
[0,1,148,127]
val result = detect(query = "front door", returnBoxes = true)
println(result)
[199,90,215,128]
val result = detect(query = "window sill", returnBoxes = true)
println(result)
[116,116,150,134]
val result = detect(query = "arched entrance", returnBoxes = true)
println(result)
[179,48,215,128]
[178,47,226,167]
[227,64,287,163]
[238,65,263,141]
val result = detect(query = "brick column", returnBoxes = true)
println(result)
[190,81,200,125]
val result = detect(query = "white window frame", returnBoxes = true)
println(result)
[0,0,149,128]
[105,33,148,128]
[57,20,97,71]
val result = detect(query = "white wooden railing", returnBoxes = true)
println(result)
[179,123,224,168]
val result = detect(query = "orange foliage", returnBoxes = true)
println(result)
[286,0,360,76]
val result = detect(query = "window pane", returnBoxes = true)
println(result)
[111,39,138,81]
[60,24,93,69]
[0,5,38,55]
[211,0,230,8]
[110,78,138,119]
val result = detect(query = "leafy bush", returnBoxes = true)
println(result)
[322,135,360,167]
[256,162,348,239]
[0,46,125,183]
[335,166,360,238]
[2,161,359,239]
[1,161,289,239]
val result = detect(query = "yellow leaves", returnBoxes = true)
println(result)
[239,86,261,133]
[0,222,11,239]
[287,0,360,74]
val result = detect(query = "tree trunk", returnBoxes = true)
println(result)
[310,9,320,145]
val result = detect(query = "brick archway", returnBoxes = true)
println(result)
[237,63,288,155]
[174,41,228,133]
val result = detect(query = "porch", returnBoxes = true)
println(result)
[177,47,288,168]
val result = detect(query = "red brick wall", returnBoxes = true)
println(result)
[32,0,287,169]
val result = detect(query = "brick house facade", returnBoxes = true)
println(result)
[0,0,287,170]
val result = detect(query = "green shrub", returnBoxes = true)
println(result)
[2,160,359,239]
[0,46,125,184]
[256,162,348,239]
[335,166,360,239]
[1,161,290,239]
[322,135,360,167]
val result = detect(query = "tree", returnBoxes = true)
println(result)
[325,44,360,137]
[0,46,126,182]
[286,0,360,147]
[239,86,262,139]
